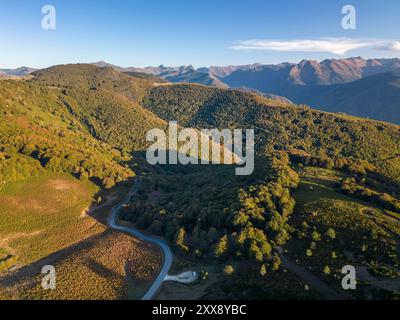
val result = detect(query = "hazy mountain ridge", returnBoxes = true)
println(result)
[8,57,400,85]
[220,57,400,124]
[221,57,400,88]
[278,71,400,124]
[92,57,400,88]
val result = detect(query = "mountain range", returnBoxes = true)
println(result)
[92,57,400,87]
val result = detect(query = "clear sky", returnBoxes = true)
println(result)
[1,0,400,68]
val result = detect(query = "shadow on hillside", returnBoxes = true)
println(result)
[0,230,114,287]
[85,258,122,286]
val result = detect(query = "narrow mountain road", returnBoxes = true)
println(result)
[107,179,173,300]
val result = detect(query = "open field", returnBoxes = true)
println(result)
[0,174,103,272]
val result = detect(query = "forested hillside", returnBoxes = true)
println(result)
[143,84,400,183]
[120,154,298,273]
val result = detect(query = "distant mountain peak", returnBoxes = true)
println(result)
[0,66,37,77]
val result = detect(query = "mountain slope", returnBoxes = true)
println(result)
[279,72,400,124]
[220,58,400,124]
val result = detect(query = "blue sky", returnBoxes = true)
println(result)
[1,0,400,68]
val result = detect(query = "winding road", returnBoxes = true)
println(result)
[107,179,173,300]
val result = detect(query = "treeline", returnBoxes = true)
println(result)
[120,153,299,273]
[288,152,377,176]
[339,177,400,214]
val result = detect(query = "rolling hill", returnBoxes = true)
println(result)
[31,64,167,151]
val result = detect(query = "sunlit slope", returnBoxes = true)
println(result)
[0,80,133,188]
[31,64,166,150]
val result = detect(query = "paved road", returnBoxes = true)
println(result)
[108,179,173,300]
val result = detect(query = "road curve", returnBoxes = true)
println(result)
[108,179,173,300]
